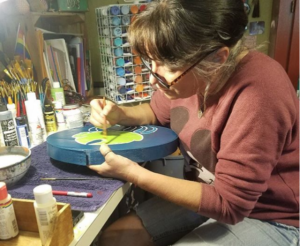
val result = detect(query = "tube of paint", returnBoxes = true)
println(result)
[15,116,31,148]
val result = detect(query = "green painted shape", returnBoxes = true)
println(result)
[73,130,143,145]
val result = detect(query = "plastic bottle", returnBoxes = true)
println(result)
[25,92,47,142]
[62,104,83,129]
[51,82,65,106]
[0,182,19,240]
[44,104,57,134]
[6,97,16,121]
[0,103,19,147]
[15,116,31,148]
[53,101,66,131]
[33,184,58,246]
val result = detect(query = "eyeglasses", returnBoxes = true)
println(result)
[141,52,213,89]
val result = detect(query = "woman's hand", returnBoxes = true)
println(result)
[88,144,138,181]
[89,99,124,128]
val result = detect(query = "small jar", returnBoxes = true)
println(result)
[62,104,83,129]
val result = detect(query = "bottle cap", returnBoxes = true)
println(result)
[44,104,54,113]
[116,67,125,76]
[113,27,122,37]
[110,6,120,15]
[111,16,121,26]
[33,184,54,204]
[122,15,130,25]
[63,104,79,110]
[0,182,8,200]
[15,116,26,126]
[121,5,129,15]
[114,48,123,57]
[114,38,123,47]
[54,101,63,109]
[27,92,37,101]
[8,96,13,105]
[0,103,7,112]
[53,82,61,89]
[116,58,125,66]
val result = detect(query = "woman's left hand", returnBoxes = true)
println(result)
[88,144,138,181]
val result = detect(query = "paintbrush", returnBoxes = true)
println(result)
[102,97,107,139]
[40,177,112,180]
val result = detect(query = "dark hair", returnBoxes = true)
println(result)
[128,0,248,69]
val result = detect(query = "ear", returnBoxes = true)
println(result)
[212,47,229,64]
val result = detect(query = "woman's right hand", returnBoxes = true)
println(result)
[89,99,124,128]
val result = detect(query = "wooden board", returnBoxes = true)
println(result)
[47,125,178,165]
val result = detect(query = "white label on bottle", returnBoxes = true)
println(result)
[17,126,29,148]
[35,204,57,245]
[0,118,18,146]
[0,202,19,239]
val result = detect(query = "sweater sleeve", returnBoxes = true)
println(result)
[198,61,299,224]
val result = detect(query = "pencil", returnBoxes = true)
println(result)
[102,97,107,139]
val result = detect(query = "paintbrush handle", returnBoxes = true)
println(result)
[102,97,107,138]
[40,177,108,180]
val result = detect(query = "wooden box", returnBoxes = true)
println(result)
[1,198,74,246]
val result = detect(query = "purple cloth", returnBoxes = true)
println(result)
[8,142,125,212]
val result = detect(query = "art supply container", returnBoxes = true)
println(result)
[63,104,83,129]
[15,116,31,148]
[25,92,46,143]
[51,81,65,106]
[54,101,66,131]
[0,103,19,147]
[44,104,57,134]
[33,184,58,246]
[0,182,19,240]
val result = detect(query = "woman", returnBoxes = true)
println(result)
[89,0,299,245]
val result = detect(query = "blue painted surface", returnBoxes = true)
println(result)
[47,125,179,165]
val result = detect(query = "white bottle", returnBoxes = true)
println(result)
[53,101,66,131]
[0,182,19,240]
[7,96,16,121]
[25,92,47,141]
[33,184,58,246]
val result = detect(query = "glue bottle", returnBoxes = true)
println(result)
[33,184,58,246]
[6,97,16,121]
[0,182,19,240]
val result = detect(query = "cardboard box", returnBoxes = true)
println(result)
[1,198,74,246]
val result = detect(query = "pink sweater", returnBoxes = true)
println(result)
[150,51,299,227]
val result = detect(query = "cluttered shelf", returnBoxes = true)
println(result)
[0,7,93,97]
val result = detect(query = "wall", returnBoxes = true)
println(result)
[245,0,273,54]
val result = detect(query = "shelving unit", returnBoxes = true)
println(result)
[95,4,153,104]
[0,11,93,97]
